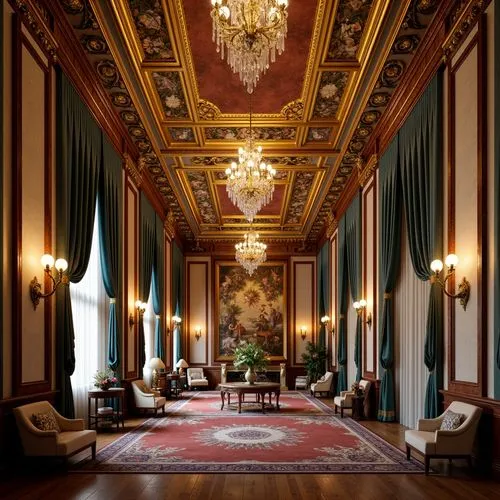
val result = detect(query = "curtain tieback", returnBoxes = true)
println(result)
[156,314,160,320]
[110,298,116,304]
[383,292,392,300]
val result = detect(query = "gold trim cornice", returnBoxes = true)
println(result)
[14,0,58,61]
[442,0,488,62]
[124,153,143,188]
[164,210,176,239]
[357,154,378,187]
[326,213,338,238]
[198,99,222,120]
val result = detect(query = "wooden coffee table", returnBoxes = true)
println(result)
[220,382,281,414]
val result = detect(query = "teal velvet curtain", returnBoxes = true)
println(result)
[399,73,443,418]
[139,193,156,374]
[378,136,402,422]
[152,214,165,359]
[318,242,329,349]
[172,241,184,365]
[98,134,122,372]
[346,192,362,382]
[56,72,101,417]
[494,2,500,398]
[336,216,348,394]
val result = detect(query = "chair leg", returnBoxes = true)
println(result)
[340,407,344,418]
[334,405,337,414]
[91,442,96,460]
[424,456,430,475]
[162,405,165,415]
[406,445,411,461]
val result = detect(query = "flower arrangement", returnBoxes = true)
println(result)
[351,381,363,397]
[233,342,268,371]
[301,342,328,383]
[93,368,118,390]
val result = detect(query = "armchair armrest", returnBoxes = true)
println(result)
[340,390,353,397]
[416,418,442,432]
[55,414,85,431]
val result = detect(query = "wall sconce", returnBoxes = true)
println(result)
[29,254,69,310]
[129,300,147,328]
[321,315,335,336]
[166,315,182,335]
[299,325,307,341]
[353,299,372,328]
[430,254,471,311]
[194,326,202,342]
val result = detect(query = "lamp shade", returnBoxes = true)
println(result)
[176,358,189,369]
[149,357,165,370]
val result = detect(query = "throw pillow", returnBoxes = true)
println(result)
[440,410,465,431]
[32,411,61,432]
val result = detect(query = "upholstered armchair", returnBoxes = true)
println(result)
[131,380,166,416]
[187,368,209,390]
[310,371,334,397]
[13,401,96,461]
[405,401,482,474]
[333,379,371,418]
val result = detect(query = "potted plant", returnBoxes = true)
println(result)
[301,342,328,383]
[233,342,268,385]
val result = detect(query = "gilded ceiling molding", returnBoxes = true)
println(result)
[280,99,304,121]
[124,153,143,188]
[164,210,177,239]
[14,0,58,61]
[357,154,378,187]
[198,99,222,121]
[442,0,487,62]
[325,213,338,239]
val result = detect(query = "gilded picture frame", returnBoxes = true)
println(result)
[215,261,287,362]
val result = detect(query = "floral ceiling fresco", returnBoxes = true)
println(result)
[313,72,350,119]
[152,72,189,119]
[327,0,375,60]
[128,0,174,61]
[59,0,440,248]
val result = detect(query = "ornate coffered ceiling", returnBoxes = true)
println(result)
[60,0,439,248]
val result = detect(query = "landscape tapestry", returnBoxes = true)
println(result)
[215,262,287,361]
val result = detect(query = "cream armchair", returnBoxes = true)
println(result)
[310,371,334,397]
[187,368,209,390]
[405,401,482,474]
[132,380,166,416]
[13,401,96,461]
[333,379,371,418]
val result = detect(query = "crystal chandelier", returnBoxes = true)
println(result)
[225,103,276,222]
[235,230,267,276]
[210,0,289,93]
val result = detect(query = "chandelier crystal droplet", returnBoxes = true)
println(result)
[210,0,289,93]
[235,231,267,276]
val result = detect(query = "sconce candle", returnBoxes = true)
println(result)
[29,254,69,310]
[430,254,470,311]
[300,326,307,341]
[353,299,372,328]
[194,326,202,342]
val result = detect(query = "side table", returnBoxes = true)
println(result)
[88,387,125,431]
[351,395,365,420]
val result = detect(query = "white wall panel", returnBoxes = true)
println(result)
[293,260,315,364]
[187,260,208,364]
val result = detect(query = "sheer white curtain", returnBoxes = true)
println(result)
[394,220,429,428]
[70,210,108,421]
[143,287,155,385]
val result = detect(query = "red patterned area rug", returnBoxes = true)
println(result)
[75,392,424,474]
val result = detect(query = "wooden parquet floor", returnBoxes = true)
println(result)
[1,395,499,500]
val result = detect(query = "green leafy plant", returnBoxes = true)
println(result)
[301,342,328,383]
[233,342,268,371]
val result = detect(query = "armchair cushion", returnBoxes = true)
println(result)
[32,411,61,433]
[440,410,465,431]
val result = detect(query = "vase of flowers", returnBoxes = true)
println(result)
[233,342,268,385]
[351,381,363,397]
[93,368,118,391]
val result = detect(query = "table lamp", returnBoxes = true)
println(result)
[149,357,166,388]
[176,358,189,376]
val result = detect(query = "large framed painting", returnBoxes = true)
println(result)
[215,261,287,361]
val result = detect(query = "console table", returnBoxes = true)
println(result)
[220,382,281,414]
[87,387,125,431]
[220,363,287,389]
